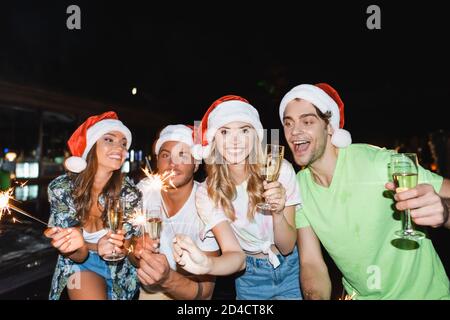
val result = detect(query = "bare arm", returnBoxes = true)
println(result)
[273,205,297,255]
[173,221,246,276]
[206,221,246,275]
[264,181,296,255]
[298,227,331,300]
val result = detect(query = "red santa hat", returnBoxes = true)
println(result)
[279,83,351,148]
[154,124,195,155]
[65,111,132,173]
[191,95,264,160]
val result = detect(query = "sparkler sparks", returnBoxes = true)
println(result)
[128,208,147,231]
[340,291,357,300]
[127,207,147,254]
[140,167,176,192]
[138,164,177,238]
[0,188,14,220]
[0,186,48,226]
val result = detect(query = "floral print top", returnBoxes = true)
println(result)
[47,174,142,300]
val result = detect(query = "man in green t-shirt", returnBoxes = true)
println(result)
[278,83,450,300]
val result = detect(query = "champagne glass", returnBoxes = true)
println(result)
[145,205,163,241]
[256,144,284,212]
[390,153,425,241]
[103,196,126,261]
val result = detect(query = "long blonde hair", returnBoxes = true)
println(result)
[205,128,265,221]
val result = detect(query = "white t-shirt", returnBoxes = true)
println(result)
[196,159,302,268]
[137,180,219,269]
[136,180,219,300]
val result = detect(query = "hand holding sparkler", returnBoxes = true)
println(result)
[137,251,171,287]
[44,227,86,255]
[173,234,212,275]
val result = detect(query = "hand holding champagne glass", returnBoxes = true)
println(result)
[390,153,425,241]
[102,196,126,261]
[256,144,284,212]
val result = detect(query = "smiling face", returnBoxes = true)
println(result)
[283,99,333,167]
[95,131,128,171]
[213,121,256,165]
[157,141,197,189]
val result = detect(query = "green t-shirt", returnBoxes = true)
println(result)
[296,144,450,300]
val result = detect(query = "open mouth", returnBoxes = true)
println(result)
[292,140,310,154]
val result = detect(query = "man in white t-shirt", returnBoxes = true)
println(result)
[132,124,220,300]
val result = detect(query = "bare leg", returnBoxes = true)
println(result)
[67,271,108,300]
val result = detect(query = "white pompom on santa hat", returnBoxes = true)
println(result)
[191,95,264,160]
[65,111,132,173]
[279,83,351,148]
[154,124,195,155]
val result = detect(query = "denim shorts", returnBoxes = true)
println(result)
[71,251,113,299]
[235,247,302,300]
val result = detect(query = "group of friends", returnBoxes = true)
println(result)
[44,83,450,300]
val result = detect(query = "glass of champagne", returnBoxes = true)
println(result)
[256,144,284,212]
[103,196,126,261]
[390,153,425,241]
[145,205,163,241]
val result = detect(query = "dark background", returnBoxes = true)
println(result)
[0,1,449,299]
[1,1,449,143]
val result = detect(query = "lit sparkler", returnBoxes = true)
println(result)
[340,291,357,300]
[0,187,48,226]
[139,162,177,238]
[127,207,147,254]
[128,208,147,236]
[0,188,13,220]
[141,167,176,192]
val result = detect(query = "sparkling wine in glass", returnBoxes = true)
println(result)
[145,206,163,240]
[256,144,284,212]
[391,153,425,241]
[103,196,126,261]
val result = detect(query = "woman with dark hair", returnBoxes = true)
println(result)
[44,111,141,300]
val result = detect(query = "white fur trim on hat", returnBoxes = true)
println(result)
[191,144,211,160]
[205,100,264,144]
[331,128,352,148]
[82,119,132,159]
[155,124,194,155]
[279,84,351,148]
[65,156,87,173]
[279,84,340,128]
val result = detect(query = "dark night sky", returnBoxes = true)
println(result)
[1,1,450,147]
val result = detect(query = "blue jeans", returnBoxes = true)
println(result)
[235,247,302,300]
[72,251,113,299]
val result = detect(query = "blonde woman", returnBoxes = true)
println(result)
[173,95,302,300]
